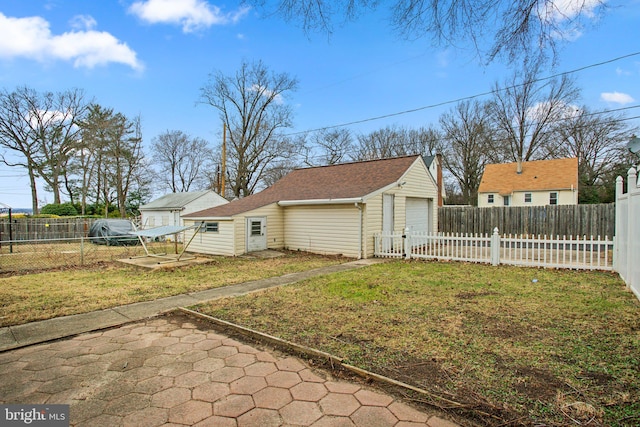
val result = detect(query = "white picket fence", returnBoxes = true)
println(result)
[374,228,614,271]
[614,167,640,299]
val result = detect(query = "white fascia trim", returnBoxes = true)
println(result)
[183,216,233,221]
[278,197,363,206]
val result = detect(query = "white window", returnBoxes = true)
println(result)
[250,220,262,236]
[161,216,169,226]
[487,194,494,204]
[549,192,558,205]
[524,193,532,203]
[200,222,219,233]
[503,196,510,206]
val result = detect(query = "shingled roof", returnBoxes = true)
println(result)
[478,158,578,196]
[185,155,421,218]
[140,191,216,210]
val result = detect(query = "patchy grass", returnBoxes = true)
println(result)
[194,260,640,426]
[0,251,343,327]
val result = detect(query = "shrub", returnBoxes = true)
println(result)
[40,202,79,216]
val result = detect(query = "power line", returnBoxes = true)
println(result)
[286,51,640,136]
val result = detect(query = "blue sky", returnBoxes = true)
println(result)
[0,0,639,208]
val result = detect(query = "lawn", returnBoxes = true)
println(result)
[0,251,343,327]
[193,260,640,426]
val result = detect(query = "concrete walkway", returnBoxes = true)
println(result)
[0,258,463,426]
[0,259,381,352]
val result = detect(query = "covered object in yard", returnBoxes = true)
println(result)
[88,219,139,246]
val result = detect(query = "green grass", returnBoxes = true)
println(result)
[194,260,640,426]
[0,251,343,327]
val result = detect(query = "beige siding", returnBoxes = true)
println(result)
[364,195,382,258]
[183,219,236,256]
[479,189,578,207]
[284,205,361,258]
[233,203,284,255]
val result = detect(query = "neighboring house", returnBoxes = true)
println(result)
[477,158,579,207]
[182,155,439,259]
[139,190,228,230]
[423,154,445,206]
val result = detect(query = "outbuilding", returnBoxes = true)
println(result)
[183,155,439,259]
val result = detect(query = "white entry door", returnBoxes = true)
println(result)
[246,217,267,252]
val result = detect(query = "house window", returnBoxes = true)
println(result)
[524,193,532,203]
[200,222,219,233]
[161,216,169,226]
[503,196,510,206]
[549,192,558,205]
[250,221,262,236]
[149,217,156,227]
[487,194,494,204]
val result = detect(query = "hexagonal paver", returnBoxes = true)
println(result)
[225,353,257,367]
[276,357,307,372]
[168,400,212,425]
[255,351,278,363]
[79,413,123,427]
[180,333,206,344]
[174,371,210,388]
[210,366,244,383]
[208,346,238,358]
[280,401,322,426]
[104,393,150,416]
[230,376,267,395]
[265,370,301,388]
[326,381,360,394]
[135,376,174,395]
[299,368,326,383]
[253,386,292,410]
[143,354,176,368]
[150,337,180,347]
[213,394,255,418]
[192,381,230,403]
[193,339,222,351]
[388,402,429,423]
[193,358,225,373]
[194,415,236,427]
[350,406,398,427]
[354,389,394,407]
[319,393,361,416]
[151,387,191,408]
[312,416,357,427]
[243,361,277,377]
[158,362,192,377]
[177,349,208,363]
[163,343,194,355]
[237,407,282,427]
[290,382,328,402]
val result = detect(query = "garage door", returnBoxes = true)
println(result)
[405,198,430,233]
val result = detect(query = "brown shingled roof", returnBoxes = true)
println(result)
[185,155,421,218]
[478,158,578,196]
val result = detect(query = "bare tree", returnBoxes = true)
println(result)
[151,130,214,193]
[352,125,439,161]
[0,87,42,213]
[439,100,492,205]
[199,60,299,198]
[304,128,354,166]
[247,1,606,62]
[487,60,580,167]
[554,106,637,203]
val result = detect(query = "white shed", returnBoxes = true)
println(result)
[140,190,228,231]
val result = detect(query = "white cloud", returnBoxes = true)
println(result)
[129,0,250,33]
[540,0,604,40]
[600,92,635,105]
[0,12,143,70]
[250,84,284,104]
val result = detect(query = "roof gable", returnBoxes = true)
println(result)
[140,191,220,210]
[185,155,422,218]
[478,158,578,196]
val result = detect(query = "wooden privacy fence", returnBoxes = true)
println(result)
[374,229,614,271]
[438,204,615,237]
[0,218,97,242]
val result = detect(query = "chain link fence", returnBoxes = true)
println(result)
[0,236,184,274]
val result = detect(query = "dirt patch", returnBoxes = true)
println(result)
[512,366,567,400]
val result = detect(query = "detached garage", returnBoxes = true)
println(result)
[183,155,439,259]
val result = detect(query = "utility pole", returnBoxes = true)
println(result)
[221,123,226,197]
